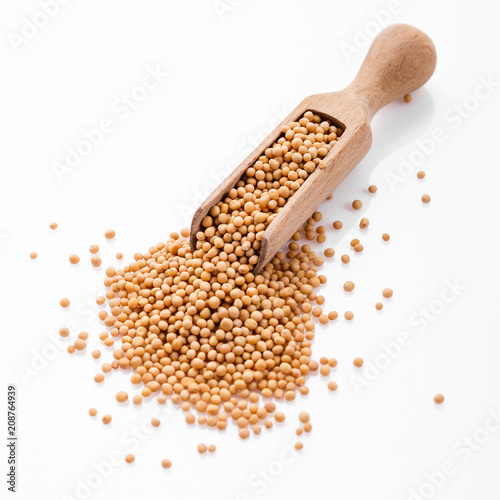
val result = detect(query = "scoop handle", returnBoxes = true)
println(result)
[348,24,436,120]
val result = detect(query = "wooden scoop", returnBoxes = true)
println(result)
[191,24,436,273]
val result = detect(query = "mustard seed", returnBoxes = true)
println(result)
[69,254,80,265]
[59,327,69,338]
[417,170,425,179]
[382,288,393,299]
[353,358,363,367]
[328,358,337,368]
[375,302,383,310]
[333,221,343,230]
[343,281,355,292]
[91,256,102,268]
[275,412,286,423]
[382,233,390,241]
[96,296,105,305]
[132,395,142,405]
[341,254,350,264]
[94,374,104,383]
[89,245,99,254]
[352,200,362,210]
[294,442,303,450]
[299,412,310,424]
[151,418,160,427]
[328,311,338,321]
[404,94,412,103]
[208,444,216,453]
[320,366,330,377]
[359,218,369,229]
[74,339,86,350]
[434,394,445,404]
[422,194,431,203]
[353,243,364,253]
[102,414,112,424]
[125,454,134,463]
[104,229,116,240]
[89,408,97,417]
[116,252,123,260]
[344,311,354,320]
[30,252,38,260]
[327,381,338,391]
[198,444,207,454]
[60,298,70,308]
[92,349,101,359]
[67,345,75,354]
[49,222,58,230]
[116,391,128,403]
[161,459,172,469]
[324,248,335,258]
[368,185,377,193]
[303,423,312,433]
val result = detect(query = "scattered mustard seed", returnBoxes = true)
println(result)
[125,454,134,464]
[328,381,338,391]
[368,185,377,194]
[375,302,383,310]
[422,194,431,203]
[69,254,80,265]
[341,254,350,264]
[333,221,343,230]
[74,339,86,351]
[59,327,70,338]
[434,394,445,404]
[91,256,102,268]
[294,442,303,450]
[275,412,286,423]
[161,459,172,469]
[343,281,355,292]
[404,94,412,103]
[353,358,364,367]
[382,233,390,241]
[102,414,112,424]
[89,408,97,417]
[116,391,128,403]
[198,444,207,454]
[104,229,116,240]
[352,200,362,210]
[49,222,58,230]
[30,252,38,260]
[324,248,335,258]
[359,218,369,229]
[382,288,393,299]
[89,244,99,254]
[417,170,425,179]
[344,311,354,320]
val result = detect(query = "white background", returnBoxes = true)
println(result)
[2,1,500,499]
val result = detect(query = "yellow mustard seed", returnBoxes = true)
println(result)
[434,394,445,404]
